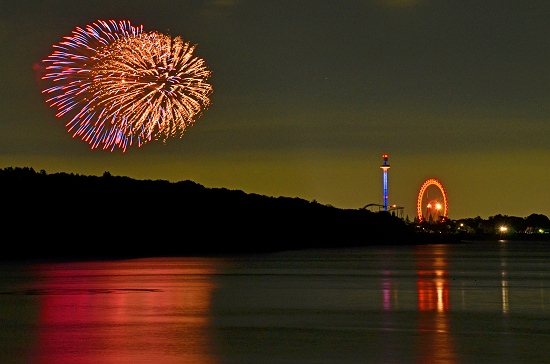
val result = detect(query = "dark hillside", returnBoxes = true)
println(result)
[0,167,412,261]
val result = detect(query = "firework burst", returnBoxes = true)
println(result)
[41,20,213,152]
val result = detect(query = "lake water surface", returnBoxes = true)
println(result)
[1,240,550,363]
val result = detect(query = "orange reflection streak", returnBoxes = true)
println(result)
[417,269,449,312]
[415,245,458,364]
[29,258,219,364]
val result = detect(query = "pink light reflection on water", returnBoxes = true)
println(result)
[27,258,219,364]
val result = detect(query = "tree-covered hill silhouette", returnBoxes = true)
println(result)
[1,167,413,261]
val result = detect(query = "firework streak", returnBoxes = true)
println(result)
[42,20,213,151]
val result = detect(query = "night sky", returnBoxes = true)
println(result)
[0,0,548,220]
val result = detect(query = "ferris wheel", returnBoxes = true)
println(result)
[416,178,448,223]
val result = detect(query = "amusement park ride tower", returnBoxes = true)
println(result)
[380,154,390,212]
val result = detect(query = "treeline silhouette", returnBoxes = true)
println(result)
[1,167,413,261]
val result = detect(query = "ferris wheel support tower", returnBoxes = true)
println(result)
[380,154,390,212]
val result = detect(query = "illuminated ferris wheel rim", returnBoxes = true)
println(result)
[416,178,448,222]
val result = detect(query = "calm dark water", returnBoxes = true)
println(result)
[1,240,550,363]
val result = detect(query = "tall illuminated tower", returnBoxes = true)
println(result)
[380,154,390,211]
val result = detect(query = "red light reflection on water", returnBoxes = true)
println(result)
[415,244,457,364]
[417,270,450,312]
[28,258,219,364]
